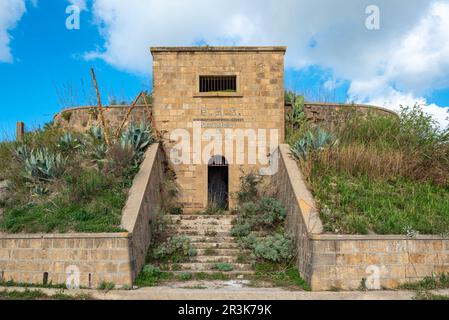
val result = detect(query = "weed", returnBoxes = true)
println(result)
[178,272,193,281]
[253,262,310,291]
[98,281,115,291]
[212,263,234,272]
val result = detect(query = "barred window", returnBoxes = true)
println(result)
[199,76,237,93]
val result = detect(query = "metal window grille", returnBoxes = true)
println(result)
[199,76,237,93]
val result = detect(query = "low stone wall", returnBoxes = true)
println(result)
[274,144,449,291]
[286,102,397,128]
[53,105,150,132]
[311,234,449,291]
[0,233,132,287]
[0,143,165,288]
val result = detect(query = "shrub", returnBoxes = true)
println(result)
[230,220,252,237]
[103,143,135,176]
[178,272,192,281]
[61,111,72,122]
[231,198,286,237]
[24,148,65,181]
[168,206,183,215]
[253,232,294,263]
[65,169,110,203]
[259,197,287,225]
[98,281,115,291]
[152,235,197,262]
[236,172,260,204]
[142,264,162,277]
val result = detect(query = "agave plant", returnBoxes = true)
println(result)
[32,184,49,197]
[57,132,81,151]
[120,123,154,159]
[14,144,30,161]
[291,128,336,161]
[91,143,108,160]
[24,147,65,181]
[89,125,104,141]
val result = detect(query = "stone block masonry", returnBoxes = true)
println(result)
[151,46,286,212]
[274,144,449,291]
[0,233,132,287]
[0,143,166,288]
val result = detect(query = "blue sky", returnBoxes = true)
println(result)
[1,0,448,139]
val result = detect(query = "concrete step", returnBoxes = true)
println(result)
[196,248,248,256]
[192,242,240,250]
[187,236,237,243]
[166,224,233,231]
[189,256,240,263]
[166,215,236,222]
[169,230,231,237]
[160,263,253,272]
[166,220,234,228]
[169,270,254,277]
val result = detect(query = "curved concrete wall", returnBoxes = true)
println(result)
[53,105,151,133]
[53,102,397,133]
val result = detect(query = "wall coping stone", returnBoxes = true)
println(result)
[279,144,323,234]
[120,143,160,232]
[311,234,449,241]
[0,233,130,240]
[150,46,287,54]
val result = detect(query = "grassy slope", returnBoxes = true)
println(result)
[0,125,149,233]
[289,104,449,235]
[310,171,449,235]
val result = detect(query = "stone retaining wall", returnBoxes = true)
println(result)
[54,102,397,134]
[53,105,150,132]
[0,143,165,288]
[274,144,449,291]
[286,102,397,128]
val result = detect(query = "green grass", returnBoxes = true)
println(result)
[414,291,449,300]
[399,273,449,291]
[0,279,66,289]
[212,263,234,272]
[311,171,449,235]
[133,264,233,287]
[0,289,92,300]
[98,281,115,291]
[252,262,310,291]
[0,124,153,233]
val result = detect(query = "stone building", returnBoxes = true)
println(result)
[151,46,286,212]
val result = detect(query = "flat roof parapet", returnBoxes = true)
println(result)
[150,46,287,55]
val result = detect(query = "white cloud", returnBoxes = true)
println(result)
[0,0,32,63]
[85,0,449,127]
[348,1,449,128]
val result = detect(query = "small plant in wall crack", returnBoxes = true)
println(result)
[212,263,234,272]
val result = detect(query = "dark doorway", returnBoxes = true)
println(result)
[208,155,229,210]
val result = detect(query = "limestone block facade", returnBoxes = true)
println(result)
[151,47,286,212]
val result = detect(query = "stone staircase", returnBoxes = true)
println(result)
[160,214,254,276]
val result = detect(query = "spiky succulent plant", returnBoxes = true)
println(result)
[24,147,65,181]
